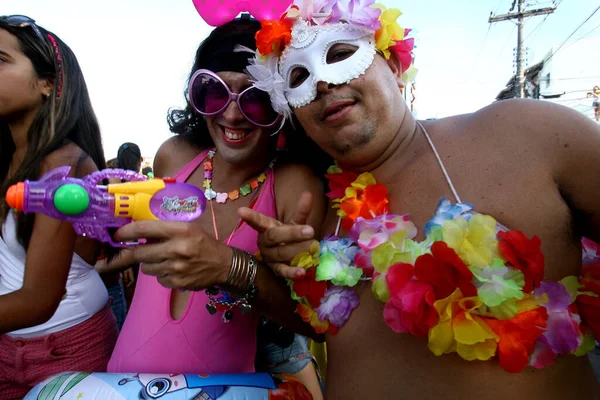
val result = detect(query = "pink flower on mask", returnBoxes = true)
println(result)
[330,0,382,30]
[289,0,336,25]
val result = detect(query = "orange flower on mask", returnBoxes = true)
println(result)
[255,18,293,57]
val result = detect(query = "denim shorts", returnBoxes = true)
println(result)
[590,346,600,382]
[257,333,312,375]
[107,280,127,331]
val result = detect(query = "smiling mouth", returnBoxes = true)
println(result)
[220,125,252,141]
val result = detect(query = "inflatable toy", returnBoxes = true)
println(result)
[25,372,313,399]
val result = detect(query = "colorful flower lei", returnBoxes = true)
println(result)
[287,165,600,373]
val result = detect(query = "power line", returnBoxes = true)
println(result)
[495,0,506,14]
[493,24,518,67]
[576,21,600,41]
[545,5,600,62]
[524,14,550,42]
[467,25,494,82]
[546,76,600,81]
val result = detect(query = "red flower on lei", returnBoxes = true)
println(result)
[292,268,327,308]
[498,230,545,292]
[325,170,358,200]
[414,241,477,299]
[577,260,600,341]
[383,263,438,337]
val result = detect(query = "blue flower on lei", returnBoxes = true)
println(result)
[424,198,474,235]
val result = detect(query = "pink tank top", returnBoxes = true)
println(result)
[108,149,277,374]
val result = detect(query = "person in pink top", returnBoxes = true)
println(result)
[104,15,328,400]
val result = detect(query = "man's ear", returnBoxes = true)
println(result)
[386,51,405,90]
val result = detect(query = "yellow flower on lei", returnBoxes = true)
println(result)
[291,241,321,269]
[428,289,499,361]
[371,230,423,273]
[373,4,405,59]
[442,214,499,269]
[342,172,377,200]
[372,274,391,302]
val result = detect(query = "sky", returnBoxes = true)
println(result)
[3,0,600,159]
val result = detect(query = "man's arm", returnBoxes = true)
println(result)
[253,259,325,341]
[253,163,326,340]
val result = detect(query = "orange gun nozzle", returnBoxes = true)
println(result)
[6,182,25,211]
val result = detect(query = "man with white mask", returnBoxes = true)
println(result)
[116,1,600,398]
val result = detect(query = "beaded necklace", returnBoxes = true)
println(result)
[202,150,275,204]
[202,149,276,241]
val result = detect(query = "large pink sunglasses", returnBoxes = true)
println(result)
[189,69,281,128]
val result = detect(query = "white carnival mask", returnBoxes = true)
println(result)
[279,19,376,108]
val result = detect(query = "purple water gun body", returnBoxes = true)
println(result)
[6,167,206,247]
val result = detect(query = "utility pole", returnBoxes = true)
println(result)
[489,0,557,98]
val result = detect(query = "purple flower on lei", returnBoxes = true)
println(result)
[423,198,474,235]
[529,281,582,368]
[315,286,360,327]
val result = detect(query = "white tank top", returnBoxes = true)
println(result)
[0,211,108,338]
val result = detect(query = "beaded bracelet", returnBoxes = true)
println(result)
[205,248,259,323]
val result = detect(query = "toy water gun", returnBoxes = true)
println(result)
[5,166,206,247]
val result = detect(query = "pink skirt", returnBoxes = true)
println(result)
[0,302,118,400]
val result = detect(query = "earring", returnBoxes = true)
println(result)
[276,133,286,151]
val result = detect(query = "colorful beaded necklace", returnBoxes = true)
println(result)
[202,149,276,204]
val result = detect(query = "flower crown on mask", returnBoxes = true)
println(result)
[246,0,416,122]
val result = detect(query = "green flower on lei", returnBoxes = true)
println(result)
[371,230,431,274]
[470,258,525,314]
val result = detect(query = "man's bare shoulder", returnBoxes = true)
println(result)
[471,99,596,145]
[425,99,599,159]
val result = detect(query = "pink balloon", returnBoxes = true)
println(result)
[192,0,292,27]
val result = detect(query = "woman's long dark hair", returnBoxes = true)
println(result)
[167,16,332,176]
[0,21,108,249]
